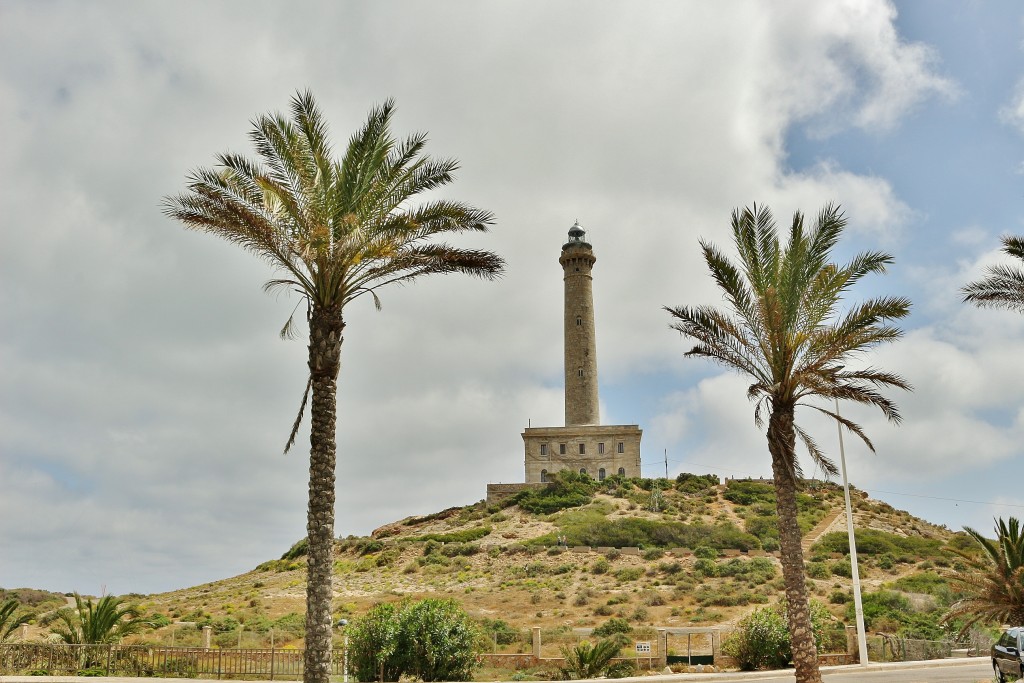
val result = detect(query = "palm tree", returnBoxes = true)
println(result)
[0,598,33,642]
[47,594,148,644]
[163,92,502,683]
[944,517,1024,631]
[560,638,624,680]
[665,204,910,683]
[962,236,1024,311]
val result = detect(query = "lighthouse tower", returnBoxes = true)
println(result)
[519,221,642,484]
[561,221,600,426]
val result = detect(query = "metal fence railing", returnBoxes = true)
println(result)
[0,643,345,680]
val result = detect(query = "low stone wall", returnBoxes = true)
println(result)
[485,482,545,505]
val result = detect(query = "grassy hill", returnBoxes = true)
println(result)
[11,474,972,651]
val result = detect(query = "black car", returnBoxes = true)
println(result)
[993,627,1024,682]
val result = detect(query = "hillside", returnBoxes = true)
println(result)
[110,474,966,650]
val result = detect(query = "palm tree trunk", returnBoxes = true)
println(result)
[767,403,822,683]
[304,306,344,683]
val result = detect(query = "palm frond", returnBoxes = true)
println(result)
[962,235,1024,312]
[283,375,313,454]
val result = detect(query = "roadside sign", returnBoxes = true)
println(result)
[635,641,651,654]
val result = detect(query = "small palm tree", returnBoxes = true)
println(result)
[48,594,148,644]
[944,517,1024,631]
[560,638,623,679]
[962,236,1024,311]
[164,91,502,683]
[666,204,910,683]
[0,598,33,642]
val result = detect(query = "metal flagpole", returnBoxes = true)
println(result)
[836,398,868,665]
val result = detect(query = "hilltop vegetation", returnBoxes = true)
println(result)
[5,475,984,657]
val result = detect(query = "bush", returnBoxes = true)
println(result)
[411,528,491,544]
[592,617,632,638]
[675,473,720,494]
[280,536,307,557]
[723,601,838,670]
[512,471,599,514]
[591,558,610,575]
[614,567,643,582]
[348,599,479,682]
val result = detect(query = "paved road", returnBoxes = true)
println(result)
[615,658,991,683]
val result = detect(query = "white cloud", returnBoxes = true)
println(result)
[0,0,969,593]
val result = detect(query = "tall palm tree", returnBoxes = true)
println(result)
[47,594,148,644]
[962,236,1024,311]
[0,598,33,642]
[944,517,1024,631]
[665,204,910,683]
[163,92,502,683]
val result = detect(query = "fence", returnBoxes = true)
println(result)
[0,643,345,680]
[866,632,988,663]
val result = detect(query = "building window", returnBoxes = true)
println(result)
[540,443,548,456]
[598,442,605,454]
[579,443,586,455]
[577,368,584,378]
[599,468,606,481]
[617,442,624,453]
[540,469,548,483]
[579,468,587,476]
[618,467,625,476]
[559,443,566,455]
[576,316,582,326]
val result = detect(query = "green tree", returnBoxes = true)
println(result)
[48,594,148,644]
[961,236,1024,311]
[347,599,480,682]
[723,601,839,671]
[943,517,1024,631]
[0,598,33,642]
[164,92,502,683]
[666,204,910,683]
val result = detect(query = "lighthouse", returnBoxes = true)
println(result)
[560,221,600,426]
[519,221,642,484]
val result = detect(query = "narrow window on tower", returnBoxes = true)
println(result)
[579,443,586,455]
[598,442,605,454]
[578,368,584,378]
[617,442,624,454]
[559,443,566,455]
[576,316,582,326]
[540,443,548,456]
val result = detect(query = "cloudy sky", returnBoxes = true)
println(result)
[3,0,1024,596]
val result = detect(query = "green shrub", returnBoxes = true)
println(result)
[813,530,944,558]
[830,559,852,578]
[642,548,664,561]
[614,567,643,582]
[512,471,599,514]
[675,473,720,494]
[693,558,718,577]
[591,558,610,575]
[805,562,829,579]
[592,617,632,638]
[722,601,838,670]
[411,527,491,544]
[348,599,479,682]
